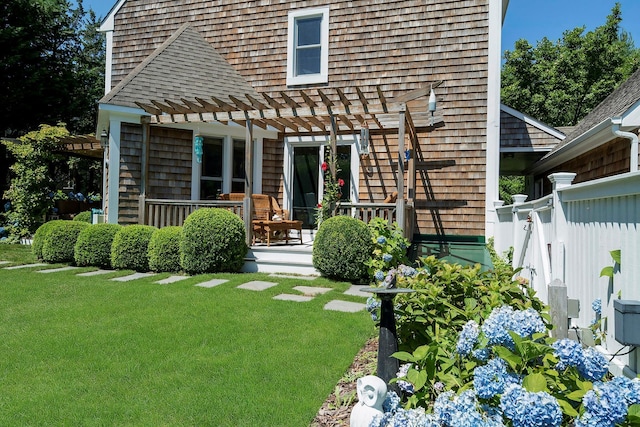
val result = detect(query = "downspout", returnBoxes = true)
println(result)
[612,118,639,172]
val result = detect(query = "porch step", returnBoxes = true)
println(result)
[242,245,319,276]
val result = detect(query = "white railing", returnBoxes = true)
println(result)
[495,171,640,376]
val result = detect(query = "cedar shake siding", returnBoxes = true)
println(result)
[147,127,193,200]
[118,124,143,225]
[536,137,633,195]
[105,0,492,236]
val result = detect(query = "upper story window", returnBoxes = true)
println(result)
[287,7,329,86]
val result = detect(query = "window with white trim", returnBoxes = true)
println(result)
[287,7,329,86]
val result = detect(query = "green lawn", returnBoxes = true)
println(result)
[0,245,374,426]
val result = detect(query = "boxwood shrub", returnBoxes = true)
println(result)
[180,208,247,274]
[33,220,66,259]
[41,220,90,263]
[312,215,373,282]
[74,223,122,268]
[72,211,92,223]
[148,226,183,272]
[110,225,157,272]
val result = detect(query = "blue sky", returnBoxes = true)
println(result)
[80,0,640,57]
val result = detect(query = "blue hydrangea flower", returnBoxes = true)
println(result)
[456,320,479,357]
[382,390,401,414]
[580,381,628,425]
[374,270,385,282]
[552,338,584,371]
[377,236,387,245]
[578,347,609,382]
[366,297,380,321]
[481,306,516,349]
[592,298,602,315]
[500,384,562,427]
[398,264,417,277]
[511,307,546,338]
[382,253,393,263]
[472,348,491,362]
[396,363,414,394]
[434,390,504,427]
[473,358,520,399]
[610,376,640,405]
[370,407,440,427]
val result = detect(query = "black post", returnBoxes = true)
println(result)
[377,292,400,394]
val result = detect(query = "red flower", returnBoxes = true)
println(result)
[338,178,345,187]
[321,162,328,172]
[317,203,322,208]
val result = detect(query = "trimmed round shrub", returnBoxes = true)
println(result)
[74,223,123,268]
[180,208,247,274]
[73,211,92,223]
[110,225,157,272]
[41,220,90,263]
[148,226,183,272]
[313,215,373,282]
[33,220,67,259]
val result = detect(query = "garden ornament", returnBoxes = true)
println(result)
[350,375,387,427]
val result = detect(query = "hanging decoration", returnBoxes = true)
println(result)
[194,135,204,163]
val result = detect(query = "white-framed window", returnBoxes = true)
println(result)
[286,6,330,86]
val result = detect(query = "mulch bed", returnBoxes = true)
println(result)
[310,337,378,427]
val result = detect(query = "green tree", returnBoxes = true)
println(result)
[499,175,525,204]
[501,3,640,127]
[3,124,69,238]
[0,0,105,138]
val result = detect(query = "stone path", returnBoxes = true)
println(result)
[2,262,368,313]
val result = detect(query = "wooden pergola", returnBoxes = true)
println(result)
[133,84,444,244]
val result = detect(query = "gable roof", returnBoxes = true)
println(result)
[99,23,258,109]
[500,104,565,151]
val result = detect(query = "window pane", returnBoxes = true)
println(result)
[337,145,351,201]
[202,137,223,178]
[296,46,321,75]
[200,180,222,200]
[296,17,321,46]
[232,139,245,180]
[231,180,244,193]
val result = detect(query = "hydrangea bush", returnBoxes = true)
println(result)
[380,305,640,426]
[365,217,410,283]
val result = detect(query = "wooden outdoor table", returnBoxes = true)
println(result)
[252,220,303,246]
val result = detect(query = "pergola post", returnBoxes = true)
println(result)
[329,115,338,180]
[138,116,151,224]
[244,118,254,246]
[396,105,406,231]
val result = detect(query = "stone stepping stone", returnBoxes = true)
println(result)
[77,269,113,277]
[269,273,316,281]
[343,285,371,298]
[237,280,278,291]
[156,275,189,285]
[4,263,47,270]
[195,279,228,288]
[273,294,314,302]
[111,272,156,282]
[0,261,11,265]
[37,266,80,274]
[293,286,332,296]
[323,300,366,313]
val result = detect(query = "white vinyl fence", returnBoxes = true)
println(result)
[494,171,640,377]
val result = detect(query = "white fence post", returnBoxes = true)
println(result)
[547,173,576,284]
[511,194,528,269]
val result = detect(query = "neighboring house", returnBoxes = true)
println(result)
[96,0,507,244]
[525,67,640,197]
[499,103,565,183]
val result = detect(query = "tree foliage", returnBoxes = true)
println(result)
[3,124,69,238]
[501,3,640,127]
[0,0,105,137]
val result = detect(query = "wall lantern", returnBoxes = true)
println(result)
[359,124,370,157]
[194,135,204,163]
[100,129,109,149]
[428,86,437,126]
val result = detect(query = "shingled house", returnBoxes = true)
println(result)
[525,67,640,197]
[96,0,507,249]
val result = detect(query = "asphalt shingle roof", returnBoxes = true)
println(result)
[543,67,640,159]
[100,23,258,109]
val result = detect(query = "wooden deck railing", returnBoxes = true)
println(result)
[142,198,242,228]
[141,198,414,238]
